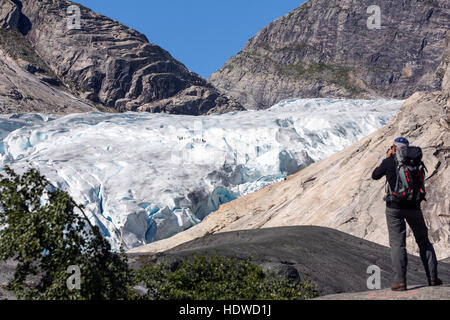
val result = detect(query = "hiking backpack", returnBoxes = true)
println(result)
[386,146,427,203]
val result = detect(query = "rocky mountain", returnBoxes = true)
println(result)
[130,34,450,260]
[210,0,450,109]
[0,0,243,115]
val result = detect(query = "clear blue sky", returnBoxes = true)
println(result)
[74,0,305,79]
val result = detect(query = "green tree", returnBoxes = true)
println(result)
[134,254,318,300]
[0,167,132,300]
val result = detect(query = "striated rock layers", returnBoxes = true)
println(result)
[0,0,19,29]
[0,27,95,113]
[210,0,450,109]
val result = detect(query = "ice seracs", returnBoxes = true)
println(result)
[0,98,403,250]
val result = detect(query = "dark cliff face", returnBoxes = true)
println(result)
[0,0,243,115]
[210,0,450,109]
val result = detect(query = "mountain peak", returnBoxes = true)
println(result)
[210,0,450,109]
[0,0,244,115]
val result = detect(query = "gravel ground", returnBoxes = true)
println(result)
[314,284,450,300]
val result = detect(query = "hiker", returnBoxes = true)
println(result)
[372,137,442,291]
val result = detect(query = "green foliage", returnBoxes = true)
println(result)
[0,167,132,300]
[134,254,318,300]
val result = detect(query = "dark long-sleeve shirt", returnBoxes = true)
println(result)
[372,156,420,209]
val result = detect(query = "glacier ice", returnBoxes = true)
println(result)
[0,98,403,250]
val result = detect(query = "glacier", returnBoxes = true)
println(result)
[0,98,403,250]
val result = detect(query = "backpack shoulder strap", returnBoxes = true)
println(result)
[421,161,428,172]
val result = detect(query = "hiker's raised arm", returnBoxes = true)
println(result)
[372,159,387,180]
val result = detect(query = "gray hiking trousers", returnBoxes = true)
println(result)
[385,206,438,283]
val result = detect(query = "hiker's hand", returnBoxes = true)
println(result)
[386,147,395,159]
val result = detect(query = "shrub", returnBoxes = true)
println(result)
[0,167,132,300]
[134,254,318,300]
